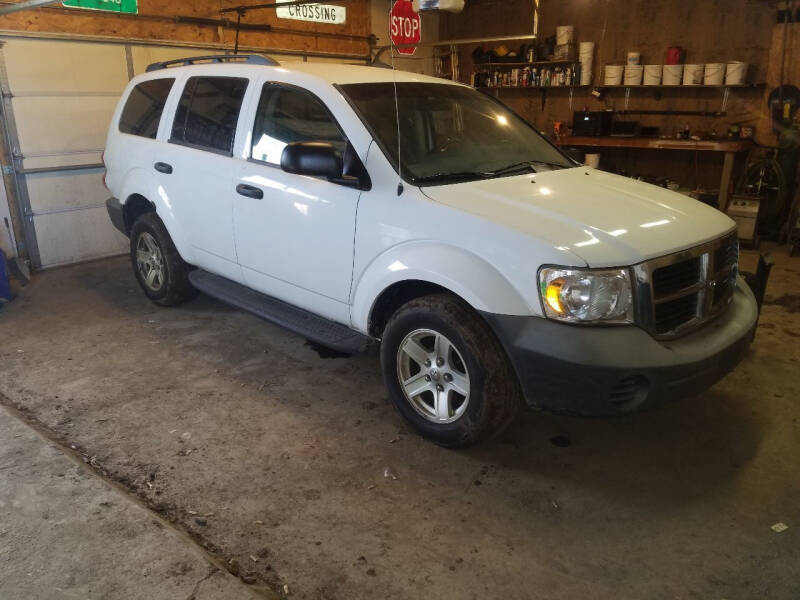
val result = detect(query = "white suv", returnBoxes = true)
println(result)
[104,55,758,447]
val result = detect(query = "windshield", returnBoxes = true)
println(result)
[339,82,575,185]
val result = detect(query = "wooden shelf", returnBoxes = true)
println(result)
[471,60,577,69]
[475,86,588,91]
[600,83,765,89]
[555,136,755,152]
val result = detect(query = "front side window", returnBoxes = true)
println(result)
[251,83,347,165]
[339,82,575,185]
[119,78,175,139]
[170,76,248,154]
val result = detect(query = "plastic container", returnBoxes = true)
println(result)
[580,61,593,85]
[604,65,624,85]
[643,64,662,85]
[703,63,725,85]
[627,52,641,66]
[624,65,643,85]
[726,61,747,85]
[662,63,683,85]
[683,64,704,85]
[556,25,574,45]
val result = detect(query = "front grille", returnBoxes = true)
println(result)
[634,233,738,339]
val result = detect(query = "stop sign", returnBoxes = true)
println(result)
[390,0,421,56]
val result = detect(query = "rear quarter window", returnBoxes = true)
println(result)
[119,78,175,139]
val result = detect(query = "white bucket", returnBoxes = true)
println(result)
[627,52,641,66]
[624,65,643,85]
[604,65,624,85]
[643,64,662,85]
[703,63,725,85]
[579,41,595,55]
[556,25,574,45]
[585,153,600,169]
[580,60,593,85]
[662,64,683,85]
[683,63,704,85]
[726,61,747,85]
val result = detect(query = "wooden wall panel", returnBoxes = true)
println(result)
[439,0,785,187]
[0,0,371,56]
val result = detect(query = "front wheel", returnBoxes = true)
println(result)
[380,293,522,447]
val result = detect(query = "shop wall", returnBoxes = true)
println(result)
[0,0,372,57]
[440,0,783,189]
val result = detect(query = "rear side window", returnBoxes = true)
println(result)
[251,83,347,165]
[119,78,175,139]
[170,76,248,154]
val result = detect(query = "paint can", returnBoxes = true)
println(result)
[556,25,575,45]
[725,61,747,85]
[662,64,683,85]
[703,63,725,85]
[604,65,624,86]
[683,64,704,85]
[643,64,662,85]
[626,52,641,66]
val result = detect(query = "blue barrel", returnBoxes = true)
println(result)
[0,248,11,302]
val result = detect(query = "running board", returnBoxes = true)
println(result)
[188,270,373,354]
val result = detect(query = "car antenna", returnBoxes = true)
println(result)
[388,0,403,196]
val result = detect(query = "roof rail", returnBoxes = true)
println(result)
[145,54,279,72]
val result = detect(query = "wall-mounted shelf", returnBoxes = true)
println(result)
[471,60,577,70]
[475,85,589,90]
[600,83,765,89]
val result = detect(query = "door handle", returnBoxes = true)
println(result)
[154,162,173,174]
[236,183,264,200]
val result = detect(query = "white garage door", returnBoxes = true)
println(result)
[0,35,361,269]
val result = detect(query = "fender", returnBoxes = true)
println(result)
[350,241,533,333]
[118,167,195,264]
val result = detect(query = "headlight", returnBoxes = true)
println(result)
[538,267,633,324]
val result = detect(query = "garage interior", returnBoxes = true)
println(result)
[0,0,799,599]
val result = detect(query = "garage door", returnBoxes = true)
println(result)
[0,35,361,269]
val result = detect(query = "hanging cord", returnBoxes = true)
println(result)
[389,0,403,193]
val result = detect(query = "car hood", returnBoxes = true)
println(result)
[420,167,736,267]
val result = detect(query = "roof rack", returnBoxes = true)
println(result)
[145,54,279,72]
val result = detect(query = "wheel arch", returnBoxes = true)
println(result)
[118,168,193,263]
[352,242,532,336]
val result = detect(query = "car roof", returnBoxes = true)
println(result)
[138,59,463,88]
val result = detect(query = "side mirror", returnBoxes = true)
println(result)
[280,142,343,179]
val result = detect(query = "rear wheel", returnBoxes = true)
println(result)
[381,293,522,447]
[130,213,196,306]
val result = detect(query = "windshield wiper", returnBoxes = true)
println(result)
[414,171,491,185]
[487,161,538,177]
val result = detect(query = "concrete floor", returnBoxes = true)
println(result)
[0,248,798,599]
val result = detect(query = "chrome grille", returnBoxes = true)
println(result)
[633,233,738,339]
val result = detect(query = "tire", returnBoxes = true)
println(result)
[129,212,197,306]
[380,293,522,448]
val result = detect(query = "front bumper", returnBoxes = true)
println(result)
[482,277,758,416]
[106,197,127,237]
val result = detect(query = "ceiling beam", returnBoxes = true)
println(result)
[0,0,62,16]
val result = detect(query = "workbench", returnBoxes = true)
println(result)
[555,136,755,211]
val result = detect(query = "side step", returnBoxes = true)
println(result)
[188,270,373,354]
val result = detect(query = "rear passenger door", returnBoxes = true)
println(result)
[160,75,249,282]
[233,82,361,324]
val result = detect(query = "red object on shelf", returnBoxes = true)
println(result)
[390,0,421,56]
[666,46,685,65]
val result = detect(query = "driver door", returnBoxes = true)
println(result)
[233,82,361,324]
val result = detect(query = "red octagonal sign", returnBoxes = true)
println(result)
[390,0,421,56]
